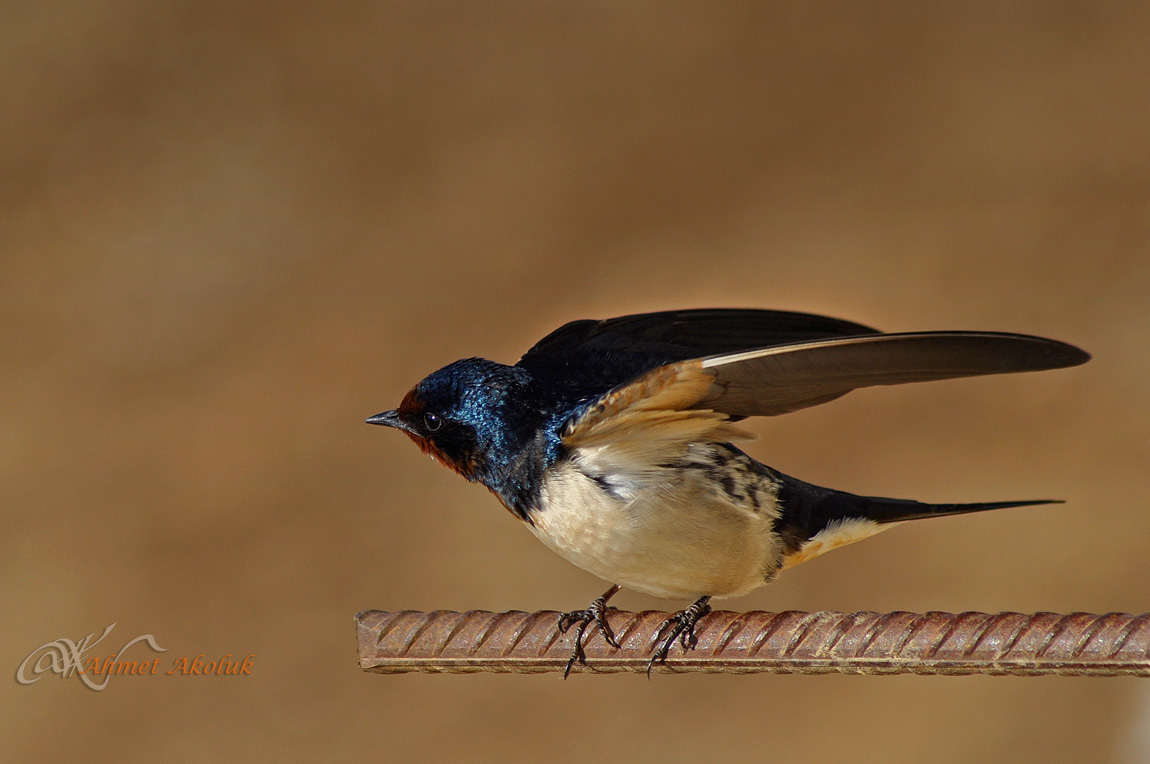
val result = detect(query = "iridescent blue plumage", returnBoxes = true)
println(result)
[392,358,556,518]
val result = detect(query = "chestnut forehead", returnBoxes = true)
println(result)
[397,387,425,417]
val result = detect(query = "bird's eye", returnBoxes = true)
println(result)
[424,412,443,432]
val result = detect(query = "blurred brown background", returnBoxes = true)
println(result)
[3,2,1149,762]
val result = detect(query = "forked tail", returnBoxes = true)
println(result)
[772,470,1059,569]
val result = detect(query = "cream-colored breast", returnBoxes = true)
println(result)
[528,453,784,600]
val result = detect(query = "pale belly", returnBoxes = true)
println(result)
[527,455,785,600]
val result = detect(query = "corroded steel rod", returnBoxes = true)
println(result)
[357,609,1150,676]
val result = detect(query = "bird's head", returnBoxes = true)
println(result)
[367,358,534,483]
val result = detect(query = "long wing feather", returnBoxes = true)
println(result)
[516,309,880,407]
[561,331,1089,445]
[520,309,879,369]
[697,331,1090,417]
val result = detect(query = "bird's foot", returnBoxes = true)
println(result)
[648,596,712,675]
[557,585,621,678]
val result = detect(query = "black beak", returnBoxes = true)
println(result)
[366,410,412,433]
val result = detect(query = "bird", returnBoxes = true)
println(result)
[366,308,1089,675]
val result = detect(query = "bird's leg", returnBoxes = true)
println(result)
[557,584,621,678]
[648,595,712,674]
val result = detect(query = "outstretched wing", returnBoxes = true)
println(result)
[561,331,1090,449]
[517,308,880,409]
[696,331,1090,417]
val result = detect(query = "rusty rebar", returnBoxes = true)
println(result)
[357,609,1150,675]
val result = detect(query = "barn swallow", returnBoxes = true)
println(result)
[367,309,1089,675]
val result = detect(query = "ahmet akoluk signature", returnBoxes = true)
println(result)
[16,624,253,691]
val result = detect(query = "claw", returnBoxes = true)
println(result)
[557,585,621,678]
[648,596,712,676]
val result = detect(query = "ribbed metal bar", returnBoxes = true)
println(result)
[356,610,1150,675]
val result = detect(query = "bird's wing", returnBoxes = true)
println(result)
[695,331,1090,417]
[561,331,1090,450]
[519,309,879,367]
[556,360,755,483]
[516,309,879,404]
